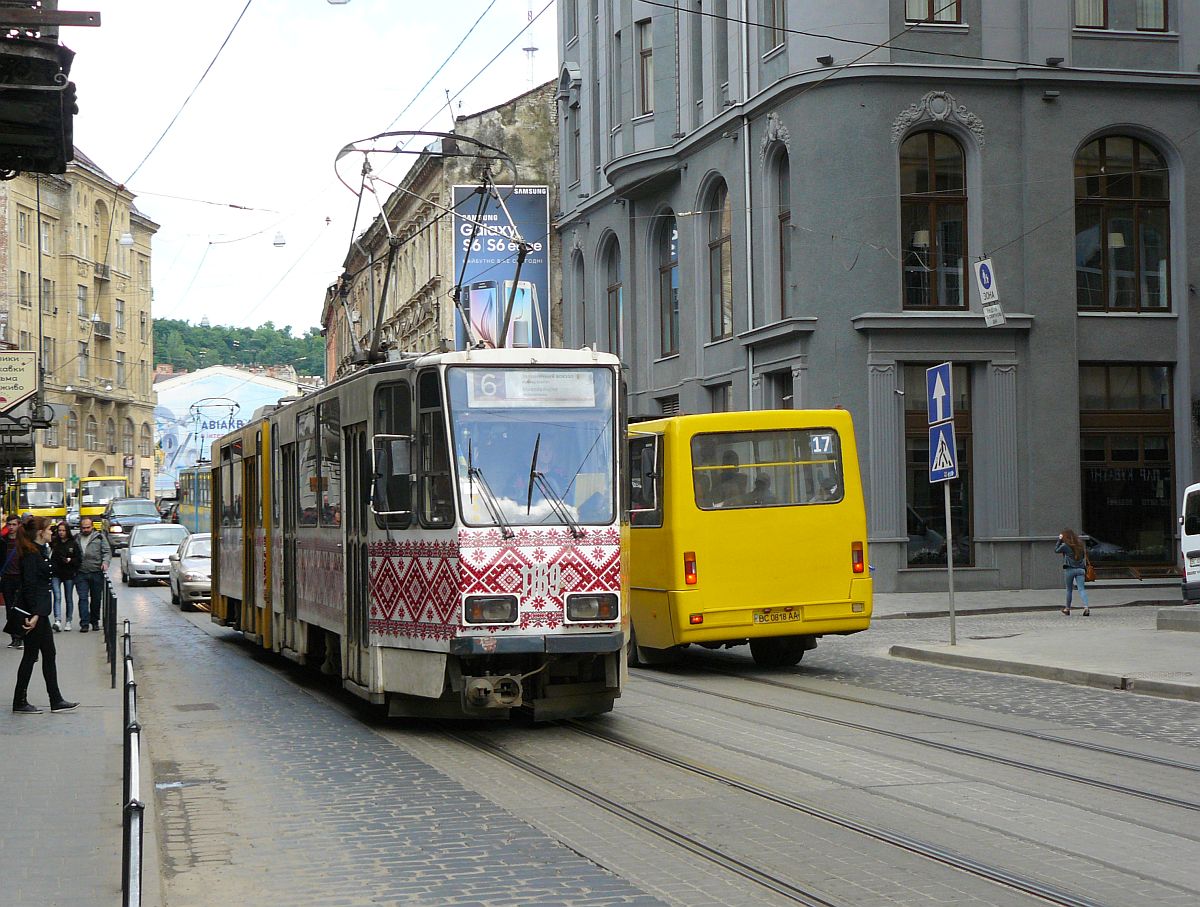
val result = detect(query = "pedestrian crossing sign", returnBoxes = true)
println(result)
[928,421,958,483]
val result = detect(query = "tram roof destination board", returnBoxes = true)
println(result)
[462,368,598,408]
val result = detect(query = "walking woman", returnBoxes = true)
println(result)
[50,521,81,631]
[11,517,78,714]
[1055,528,1091,617]
[2,513,23,648]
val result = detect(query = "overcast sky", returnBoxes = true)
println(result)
[63,0,557,337]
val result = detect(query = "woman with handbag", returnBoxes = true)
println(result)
[11,517,77,714]
[1055,528,1091,617]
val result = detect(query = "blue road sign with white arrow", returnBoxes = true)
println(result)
[926,362,953,425]
[929,421,959,483]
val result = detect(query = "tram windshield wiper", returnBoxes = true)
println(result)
[523,434,583,538]
[467,440,514,539]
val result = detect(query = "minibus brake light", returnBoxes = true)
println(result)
[684,551,697,585]
[851,541,865,574]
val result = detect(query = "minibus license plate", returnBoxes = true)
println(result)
[1190,555,1200,568]
[753,609,802,624]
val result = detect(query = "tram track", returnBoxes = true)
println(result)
[447,729,841,907]
[630,670,1200,813]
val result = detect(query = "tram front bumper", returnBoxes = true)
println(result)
[449,630,624,656]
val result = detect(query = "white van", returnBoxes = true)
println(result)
[1181,482,1200,605]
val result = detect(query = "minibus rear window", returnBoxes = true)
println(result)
[691,429,843,510]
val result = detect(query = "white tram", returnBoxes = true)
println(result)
[211,348,626,720]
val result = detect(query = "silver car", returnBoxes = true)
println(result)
[121,523,190,586]
[169,533,212,608]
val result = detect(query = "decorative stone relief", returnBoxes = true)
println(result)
[758,112,792,166]
[891,91,985,146]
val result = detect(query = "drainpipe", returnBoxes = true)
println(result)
[740,0,755,407]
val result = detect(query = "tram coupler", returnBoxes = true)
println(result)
[463,675,524,709]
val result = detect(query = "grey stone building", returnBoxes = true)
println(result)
[555,1,1199,591]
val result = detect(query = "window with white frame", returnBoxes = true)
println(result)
[115,298,125,331]
[41,278,53,313]
[66,412,78,449]
[906,0,961,22]
[16,210,29,245]
[117,351,126,387]
[18,271,31,307]
[42,336,54,373]
[78,341,88,379]
[77,285,88,317]
[140,423,153,457]
[763,0,786,49]
[1137,0,1166,30]
[84,415,98,451]
[636,19,654,115]
[40,219,53,254]
[123,418,134,455]
[1075,0,1106,28]
[708,181,734,339]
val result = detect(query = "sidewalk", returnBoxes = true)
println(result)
[877,581,1200,703]
[0,622,155,907]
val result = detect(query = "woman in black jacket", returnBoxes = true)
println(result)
[50,521,81,631]
[12,517,77,714]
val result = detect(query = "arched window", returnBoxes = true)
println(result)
[122,418,135,455]
[604,238,623,359]
[772,148,793,318]
[105,418,116,453]
[66,412,79,450]
[92,200,108,263]
[707,181,734,338]
[657,213,679,356]
[140,423,153,457]
[572,250,587,346]
[85,416,98,451]
[1075,136,1169,312]
[900,131,966,309]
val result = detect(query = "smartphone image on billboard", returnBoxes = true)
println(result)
[501,280,544,348]
[468,281,499,347]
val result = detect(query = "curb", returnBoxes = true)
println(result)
[888,644,1200,703]
[876,600,1178,620]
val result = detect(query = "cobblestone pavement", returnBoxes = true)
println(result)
[713,606,1200,749]
[129,585,661,907]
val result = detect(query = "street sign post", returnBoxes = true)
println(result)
[926,362,959,645]
[973,258,1006,327]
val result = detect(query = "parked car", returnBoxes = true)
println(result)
[103,497,163,550]
[169,532,211,608]
[66,505,81,529]
[121,523,190,585]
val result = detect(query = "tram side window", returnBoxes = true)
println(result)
[298,409,319,527]
[418,371,454,527]
[691,429,843,510]
[373,381,413,528]
[628,435,663,528]
[272,437,281,528]
[319,400,342,527]
[221,453,243,528]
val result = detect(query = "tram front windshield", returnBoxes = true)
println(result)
[447,367,615,528]
[81,479,125,506]
[22,482,64,507]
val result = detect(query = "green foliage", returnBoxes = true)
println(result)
[152,319,324,379]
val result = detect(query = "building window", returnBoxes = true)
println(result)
[772,147,792,318]
[115,298,125,331]
[40,220,53,254]
[568,109,581,185]
[572,251,587,345]
[1075,136,1169,312]
[765,370,793,409]
[904,364,973,567]
[140,311,148,340]
[77,341,89,380]
[44,421,58,448]
[1079,364,1173,566]
[105,418,116,453]
[659,395,680,416]
[77,285,88,318]
[140,360,147,394]
[709,383,733,413]
[714,0,729,101]
[763,0,786,48]
[1137,0,1167,30]
[18,271,31,307]
[140,423,153,457]
[636,19,653,115]
[708,181,734,339]
[41,336,54,373]
[901,131,966,310]
[906,0,961,22]
[84,416,98,451]
[117,351,126,387]
[565,0,578,41]
[605,238,623,359]
[41,278,53,313]
[18,331,31,351]
[16,210,29,245]
[1075,0,1107,27]
[610,29,622,129]
[66,412,78,450]
[658,213,679,356]
[122,418,135,455]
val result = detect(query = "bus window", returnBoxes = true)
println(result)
[628,435,662,528]
[691,429,843,510]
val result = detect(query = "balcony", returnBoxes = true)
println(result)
[94,262,110,280]
[92,319,112,339]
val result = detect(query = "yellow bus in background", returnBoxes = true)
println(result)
[79,475,128,526]
[3,476,67,521]
[626,409,872,668]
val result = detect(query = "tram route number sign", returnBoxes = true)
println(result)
[0,351,37,414]
[465,369,596,409]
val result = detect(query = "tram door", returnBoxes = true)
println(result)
[242,453,259,637]
[344,424,370,686]
[281,442,299,652]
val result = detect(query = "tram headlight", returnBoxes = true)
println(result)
[565,593,618,622]
[463,595,518,624]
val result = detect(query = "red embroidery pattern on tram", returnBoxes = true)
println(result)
[367,527,621,639]
[295,539,344,627]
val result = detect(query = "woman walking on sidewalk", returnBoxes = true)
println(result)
[2,514,24,648]
[50,522,81,632]
[1055,528,1091,617]
[11,517,78,714]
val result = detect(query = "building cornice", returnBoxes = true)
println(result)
[851,312,1034,332]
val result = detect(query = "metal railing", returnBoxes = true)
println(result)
[120,616,144,907]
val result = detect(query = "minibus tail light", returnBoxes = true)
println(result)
[684,551,697,585]
[851,541,865,574]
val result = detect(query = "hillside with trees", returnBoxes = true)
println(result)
[153,319,325,378]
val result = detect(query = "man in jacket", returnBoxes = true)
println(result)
[75,518,111,633]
